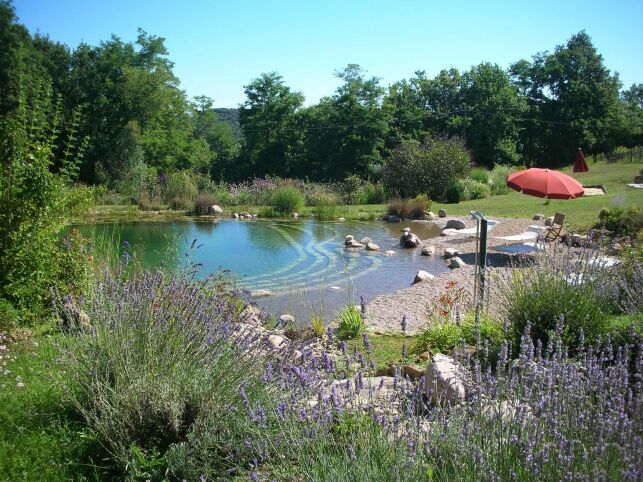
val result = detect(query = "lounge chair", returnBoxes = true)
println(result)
[442,219,499,237]
[543,213,565,242]
[495,225,546,243]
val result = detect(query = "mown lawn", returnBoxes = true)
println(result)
[432,161,643,232]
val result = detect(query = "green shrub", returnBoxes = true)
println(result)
[470,167,490,185]
[359,181,386,204]
[306,188,340,207]
[489,165,512,195]
[339,175,364,205]
[192,193,218,216]
[0,298,19,332]
[335,304,364,340]
[0,83,92,319]
[312,204,341,221]
[310,315,325,338]
[163,171,198,207]
[462,179,491,200]
[382,136,471,201]
[445,179,466,203]
[414,312,504,355]
[137,193,164,211]
[270,186,305,215]
[594,205,643,239]
[604,314,643,346]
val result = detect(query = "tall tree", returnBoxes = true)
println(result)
[238,72,304,178]
[510,31,621,167]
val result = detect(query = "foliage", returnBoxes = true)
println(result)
[595,205,643,239]
[305,185,341,206]
[310,315,325,338]
[192,192,218,216]
[469,167,490,185]
[387,196,429,219]
[489,164,512,195]
[461,178,491,200]
[56,269,272,478]
[0,298,19,332]
[163,171,198,210]
[339,174,364,204]
[270,186,305,215]
[501,247,627,352]
[360,181,387,204]
[445,179,466,203]
[335,304,364,340]
[0,83,91,320]
[383,136,471,200]
[312,203,341,221]
[414,312,505,355]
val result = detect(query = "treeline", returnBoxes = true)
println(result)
[1,0,641,189]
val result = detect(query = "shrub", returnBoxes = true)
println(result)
[0,298,19,332]
[163,171,198,208]
[382,136,471,200]
[312,204,341,221]
[339,175,364,205]
[469,167,490,185]
[414,312,504,356]
[387,195,430,219]
[359,181,386,204]
[445,179,466,203]
[310,315,325,338]
[192,193,218,216]
[270,186,305,215]
[462,179,491,200]
[56,269,272,478]
[305,188,341,207]
[489,164,512,195]
[594,205,643,239]
[137,193,164,211]
[0,83,92,319]
[335,304,364,340]
[502,247,622,352]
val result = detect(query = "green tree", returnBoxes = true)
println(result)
[239,72,304,178]
[510,31,621,167]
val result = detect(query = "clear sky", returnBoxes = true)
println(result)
[12,0,643,108]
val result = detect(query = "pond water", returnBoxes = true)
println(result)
[79,219,446,322]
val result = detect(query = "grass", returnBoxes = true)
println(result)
[345,333,422,369]
[0,333,108,481]
[432,161,643,232]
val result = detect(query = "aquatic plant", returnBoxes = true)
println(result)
[335,302,365,340]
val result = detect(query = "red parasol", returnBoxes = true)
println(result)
[507,168,584,199]
[573,148,589,173]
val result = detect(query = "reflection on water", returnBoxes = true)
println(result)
[78,219,445,322]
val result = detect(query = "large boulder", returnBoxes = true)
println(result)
[533,213,544,221]
[347,240,364,248]
[400,230,421,248]
[424,354,472,405]
[208,204,224,215]
[413,270,434,284]
[449,256,466,269]
[365,242,380,251]
[445,219,466,230]
[438,209,447,218]
[250,289,272,297]
[443,247,459,259]
[279,314,295,325]
[344,235,354,246]
[545,216,555,227]
[360,237,372,244]
[387,214,401,223]
[421,245,435,256]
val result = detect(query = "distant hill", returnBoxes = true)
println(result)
[214,108,241,139]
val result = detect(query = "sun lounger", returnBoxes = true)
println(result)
[495,225,546,243]
[442,219,499,236]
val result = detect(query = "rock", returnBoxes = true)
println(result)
[445,219,466,230]
[268,334,286,349]
[385,250,395,256]
[413,270,435,284]
[337,217,346,222]
[16,381,25,389]
[443,247,459,259]
[208,204,224,215]
[424,354,471,405]
[344,235,354,245]
[232,212,239,219]
[438,209,447,218]
[387,214,401,223]
[360,237,372,244]
[365,242,380,251]
[545,216,554,227]
[418,351,431,361]
[403,364,425,381]
[533,213,544,220]
[347,240,364,248]
[292,212,299,218]
[421,245,435,256]
[279,314,295,325]
[400,232,421,248]
[449,256,466,269]
[375,365,394,377]
[607,243,623,256]
[328,285,341,291]
[240,304,262,321]
[250,289,273,297]
[423,211,436,220]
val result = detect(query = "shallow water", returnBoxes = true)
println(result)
[79,219,447,322]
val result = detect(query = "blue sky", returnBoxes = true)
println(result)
[13,0,643,107]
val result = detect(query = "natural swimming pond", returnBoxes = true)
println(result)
[79,219,447,322]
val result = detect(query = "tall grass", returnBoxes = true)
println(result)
[270,186,305,215]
